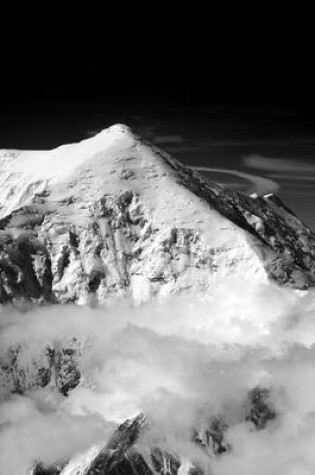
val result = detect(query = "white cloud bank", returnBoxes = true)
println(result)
[1,278,315,474]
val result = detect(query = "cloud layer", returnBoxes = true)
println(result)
[244,154,315,177]
[190,166,279,195]
[1,278,315,473]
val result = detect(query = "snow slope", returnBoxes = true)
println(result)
[1,124,315,306]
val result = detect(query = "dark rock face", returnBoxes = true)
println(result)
[33,463,64,475]
[0,231,53,303]
[0,338,82,396]
[194,415,230,456]
[246,387,276,430]
[150,448,181,475]
[74,415,180,475]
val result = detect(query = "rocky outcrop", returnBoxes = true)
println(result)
[32,387,276,475]
[0,338,82,396]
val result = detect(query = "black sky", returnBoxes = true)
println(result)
[1,24,315,227]
[1,44,315,148]
[2,28,315,121]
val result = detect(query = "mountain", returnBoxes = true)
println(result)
[31,389,276,475]
[1,125,315,474]
[0,124,315,307]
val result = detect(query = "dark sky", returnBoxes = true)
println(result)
[1,31,315,228]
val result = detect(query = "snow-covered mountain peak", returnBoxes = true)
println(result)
[55,123,137,158]
[0,125,315,306]
[94,123,135,137]
[0,125,141,218]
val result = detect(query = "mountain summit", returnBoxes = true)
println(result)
[0,124,314,305]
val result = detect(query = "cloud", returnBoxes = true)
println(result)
[2,280,315,473]
[153,135,184,144]
[0,394,109,474]
[190,166,279,195]
[270,174,315,182]
[244,155,315,175]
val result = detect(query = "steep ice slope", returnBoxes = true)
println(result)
[0,124,315,306]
